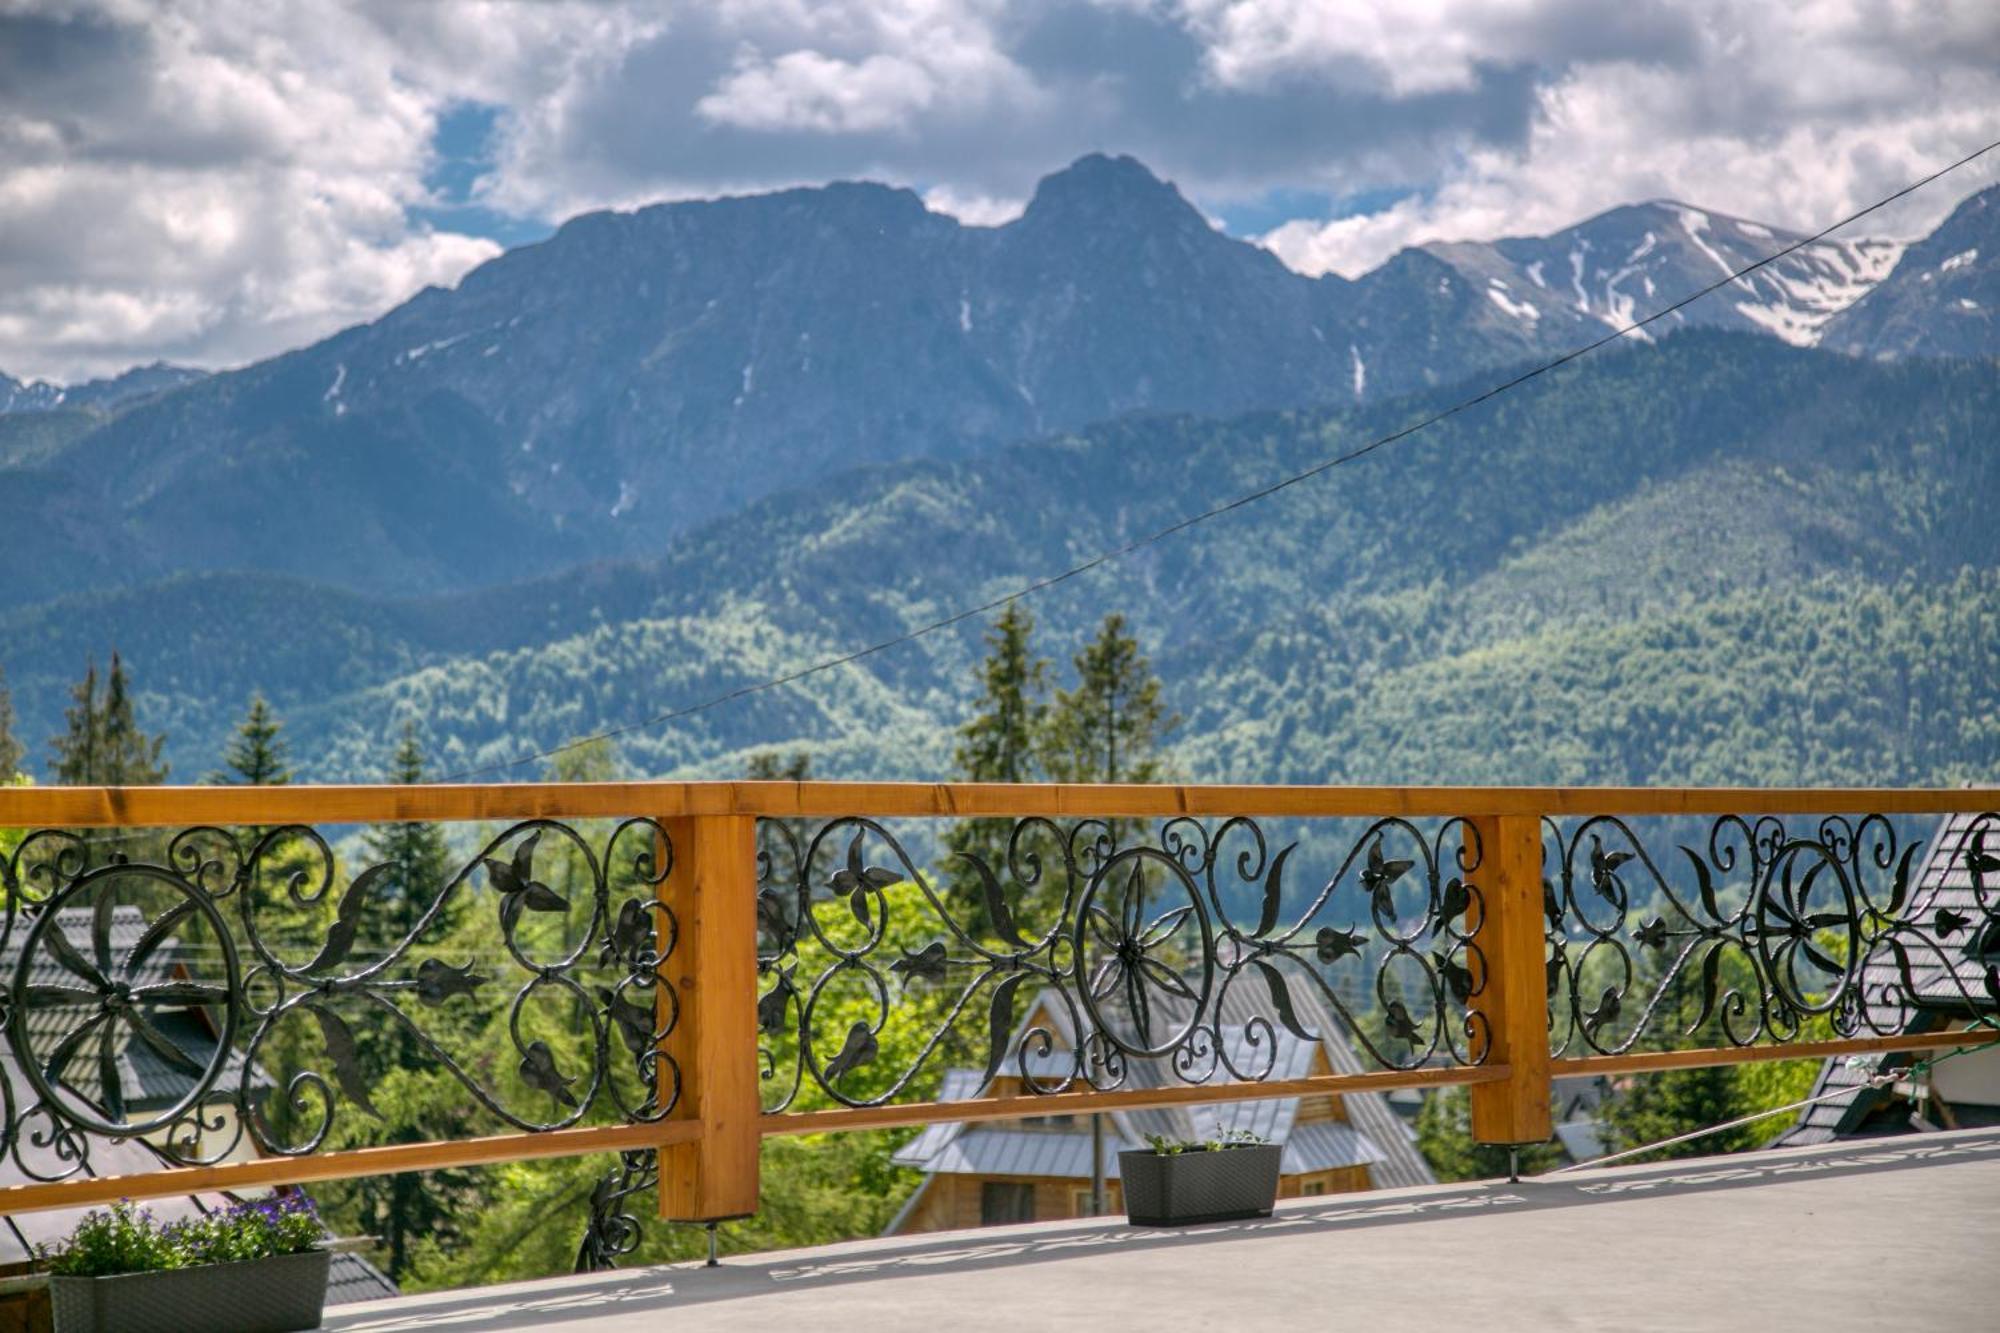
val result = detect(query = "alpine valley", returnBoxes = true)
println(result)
[3,156,1997,787]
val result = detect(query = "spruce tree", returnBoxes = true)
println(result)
[210,693,291,787]
[1040,614,1176,787]
[747,750,814,895]
[101,652,168,784]
[943,605,1052,932]
[745,750,812,784]
[364,724,454,965]
[546,737,621,953]
[0,666,22,782]
[352,722,462,1279]
[1039,614,1178,853]
[49,659,103,785]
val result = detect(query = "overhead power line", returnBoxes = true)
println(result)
[441,137,2000,783]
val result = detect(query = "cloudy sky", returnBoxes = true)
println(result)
[3,0,1996,383]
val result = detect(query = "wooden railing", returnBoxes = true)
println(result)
[0,782,1993,1227]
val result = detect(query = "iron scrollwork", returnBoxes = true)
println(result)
[1543,812,2000,1055]
[0,819,678,1183]
[754,815,1489,1112]
[575,1148,658,1272]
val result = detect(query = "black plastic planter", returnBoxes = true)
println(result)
[1118,1143,1283,1226]
[49,1248,332,1333]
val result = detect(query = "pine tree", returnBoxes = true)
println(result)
[1039,614,1178,853]
[350,722,463,1279]
[210,693,291,786]
[1040,614,1177,786]
[943,605,1052,932]
[49,653,168,786]
[364,724,454,965]
[0,666,22,782]
[49,659,103,785]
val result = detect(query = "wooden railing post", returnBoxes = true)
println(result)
[1466,813,1554,1146]
[657,814,761,1221]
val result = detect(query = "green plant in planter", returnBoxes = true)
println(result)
[1122,1130,1282,1225]
[44,1195,328,1276]
[1142,1129,1268,1156]
[43,1196,334,1333]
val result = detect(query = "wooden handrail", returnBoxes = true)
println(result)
[1,780,1993,828]
[1550,1028,1991,1078]
[0,1119,700,1216]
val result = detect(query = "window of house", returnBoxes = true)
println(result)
[1301,1180,1327,1197]
[981,1181,1036,1225]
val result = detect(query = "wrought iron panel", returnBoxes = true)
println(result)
[754,815,1490,1113]
[0,820,678,1182]
[1542,812,2000,1056]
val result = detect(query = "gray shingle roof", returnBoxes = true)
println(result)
[2,906,262,1114]
[1775,810,2000,1147]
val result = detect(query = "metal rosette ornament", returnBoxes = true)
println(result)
[5,856,242,1163]
[1069,845,1216,1085]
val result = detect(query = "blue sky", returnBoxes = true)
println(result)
[1,1,1994,382]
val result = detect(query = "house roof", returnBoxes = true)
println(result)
[1775,810,2000,1147]
[0,905,282,1269]
[1,905,264,1114]
[2,905,184,989]
[327,1251,401,1305]
[0,1052,234,1266]
[892,970,1434,1190]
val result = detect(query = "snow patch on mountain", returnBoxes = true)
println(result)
[1486,282,1540,323]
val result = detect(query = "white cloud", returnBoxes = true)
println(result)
[0,0,615,381]
[1184,0,1555,97]
[922,185,1027,227]
[699,49,943,133]
[3,0,1996,379]
[1257,4,2000,275]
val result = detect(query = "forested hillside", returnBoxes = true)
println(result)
[7,331,1995,789]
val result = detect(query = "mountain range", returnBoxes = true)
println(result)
[3,156,1997,789]
[6,157,1993,606]
[0,362,207,417]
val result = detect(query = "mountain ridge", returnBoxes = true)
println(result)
[10,158,1990,611]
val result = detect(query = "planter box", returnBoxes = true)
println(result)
[1118,1143,1282,1226]
[50,1248,331,1333]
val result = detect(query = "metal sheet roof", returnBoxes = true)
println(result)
[327,1251,401,1305]
[893,965,1436,1191]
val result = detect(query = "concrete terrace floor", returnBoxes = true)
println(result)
[324,1128,2000,1332]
